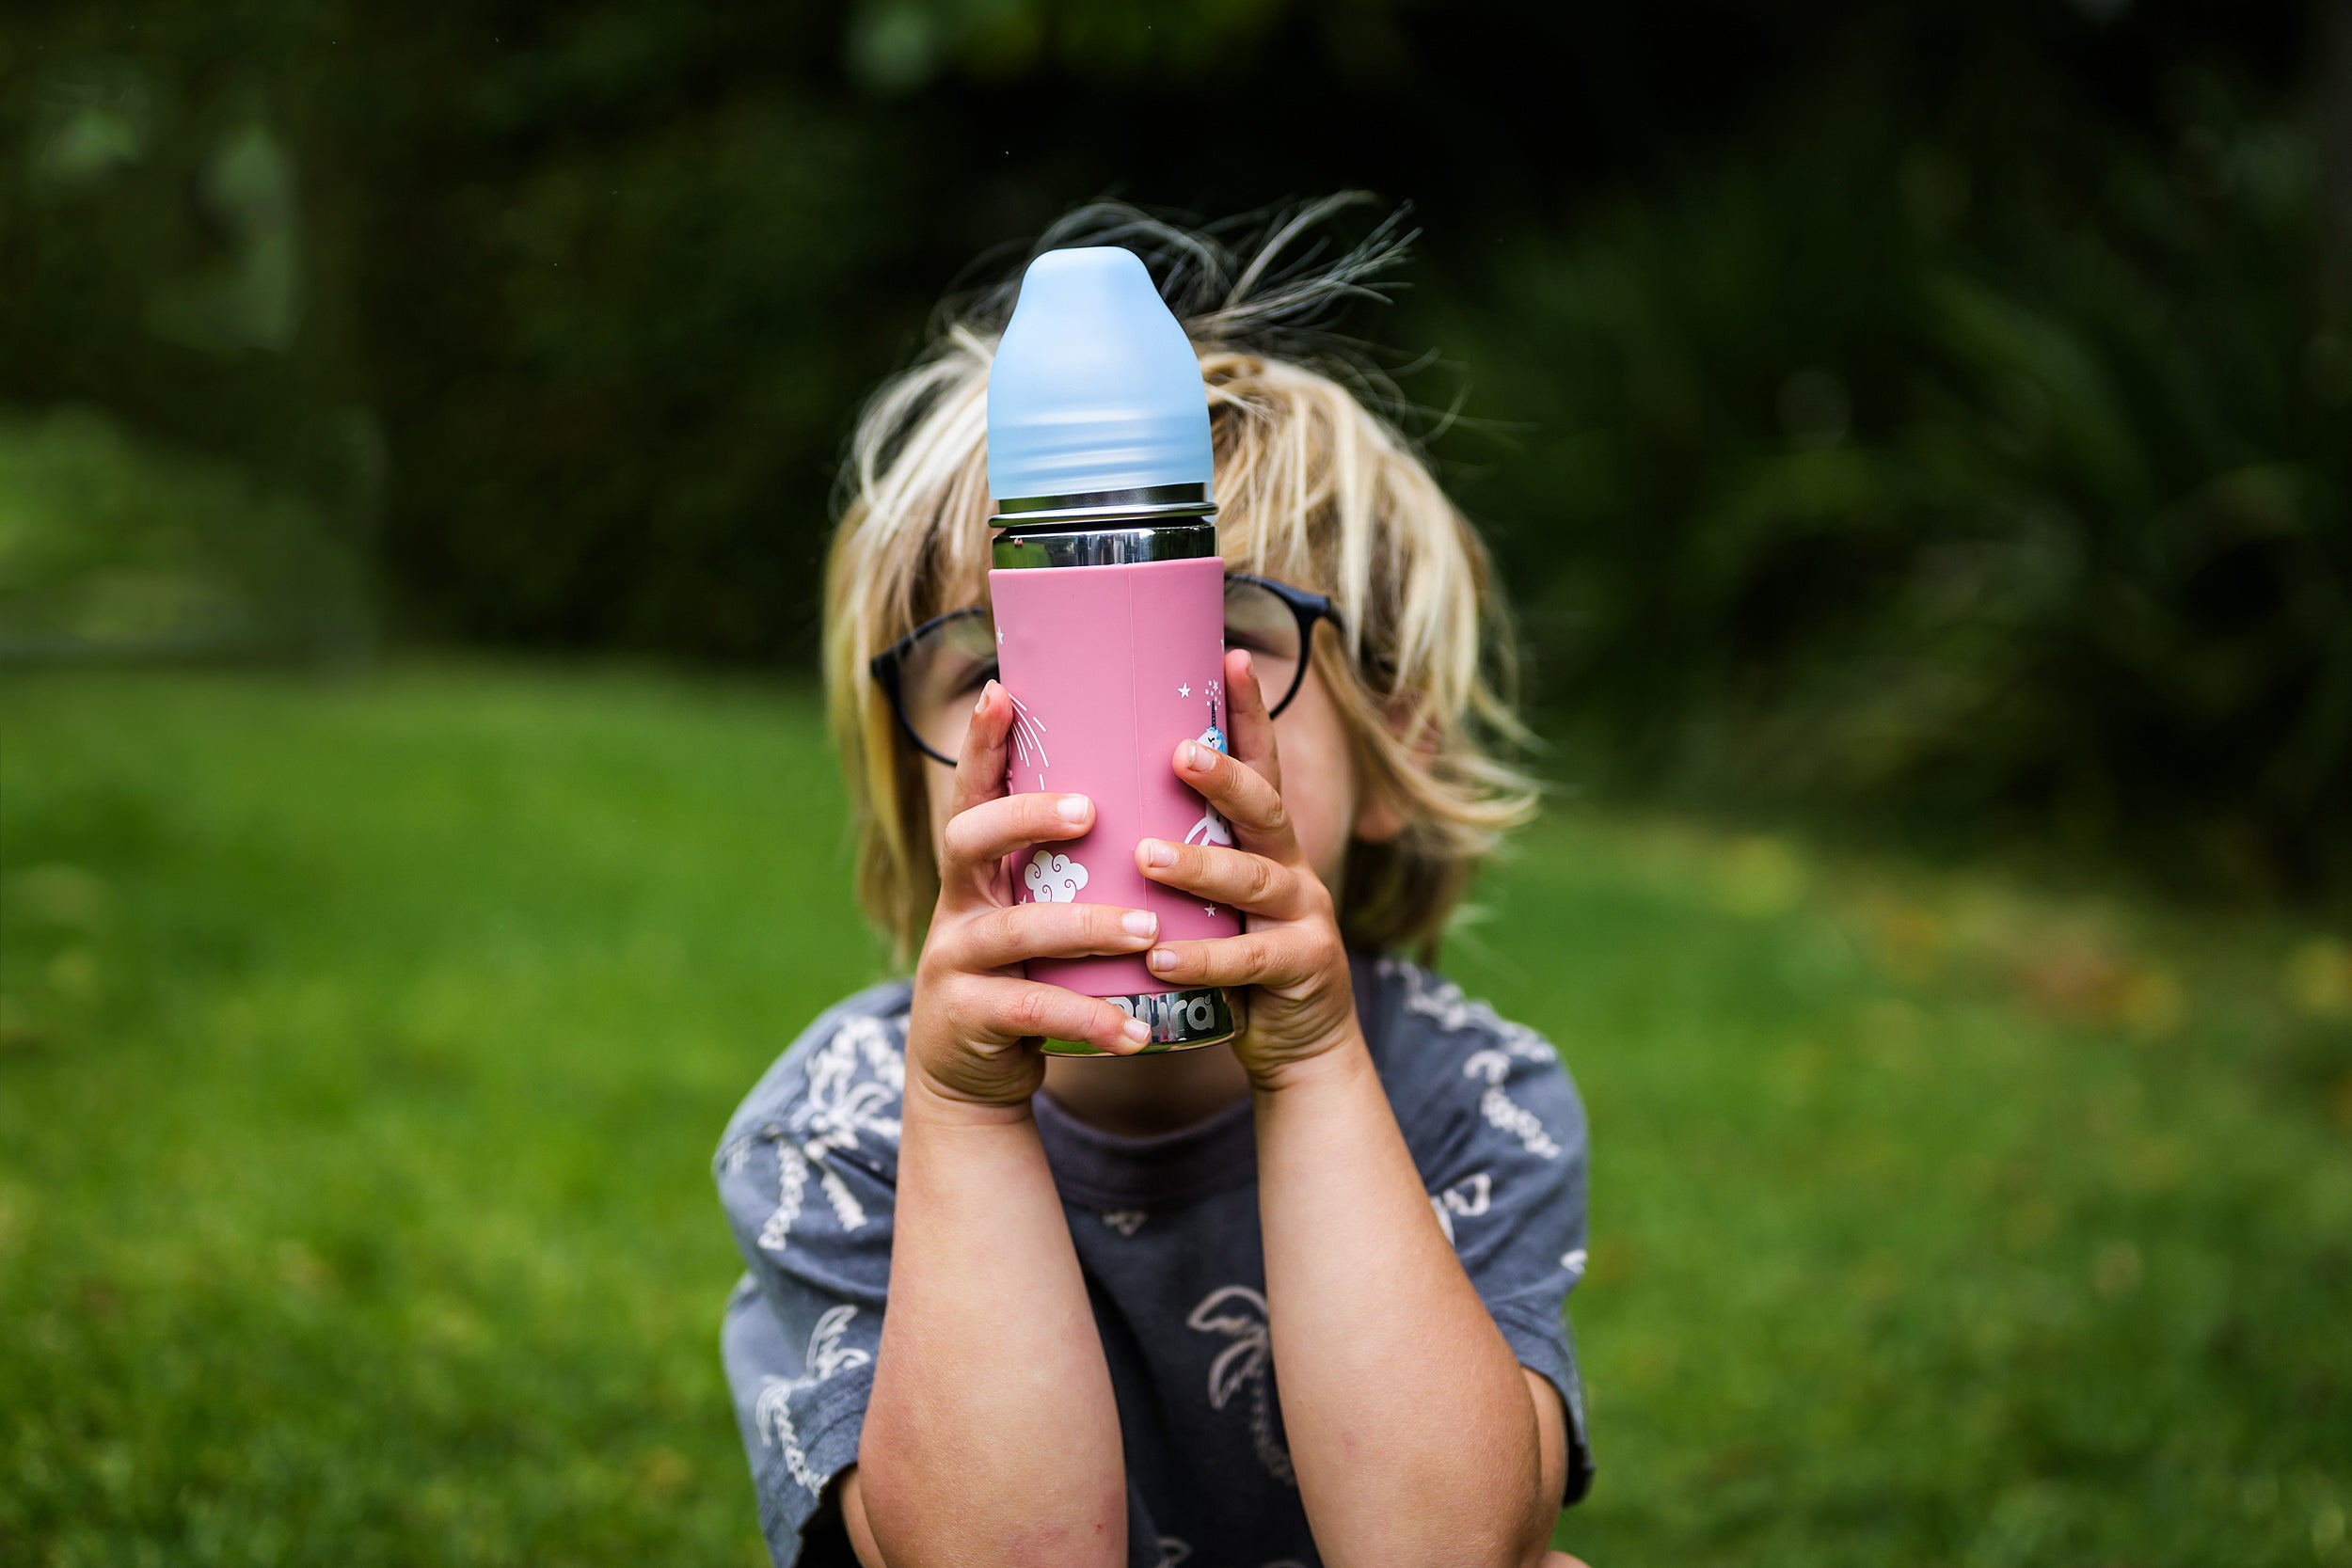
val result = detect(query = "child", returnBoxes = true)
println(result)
[714,202,1594,1568]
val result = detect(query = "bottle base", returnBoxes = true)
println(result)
[1041,986,1243,1056]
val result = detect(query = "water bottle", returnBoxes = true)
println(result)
[987,246,1244,1054]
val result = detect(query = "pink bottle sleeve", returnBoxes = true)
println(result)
[991,556,1244,997]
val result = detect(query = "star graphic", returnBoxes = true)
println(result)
[1207,679,1221,699]
[996,626,1004,644]
[1203,905,1217,917]
[1177,682,1190,698]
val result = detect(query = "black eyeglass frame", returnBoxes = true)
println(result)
[868,573,1343,767]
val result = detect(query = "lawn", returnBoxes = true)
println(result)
[3,665,2347,1567]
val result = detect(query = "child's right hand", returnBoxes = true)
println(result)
[905,678,1157,1109]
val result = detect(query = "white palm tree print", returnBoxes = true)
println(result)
[1429,1170,1492,1245]
[1463,1048,1563,1161]
[1381,957,1559,1065]
[1185,1285,1295,1485]
[752,1304,872,1495]
[756,1013,905,1255]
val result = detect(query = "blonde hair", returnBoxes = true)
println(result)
[824,199,1537,962]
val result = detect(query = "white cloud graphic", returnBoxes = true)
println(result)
[1023,849,1089,903]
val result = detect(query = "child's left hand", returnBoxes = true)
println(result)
[1135,648,1359,1086]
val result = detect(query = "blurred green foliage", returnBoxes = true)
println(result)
[5,666,2348,1563]
[1447,82,2352,897]
[1,0,2345,893]
[0,412,365,658]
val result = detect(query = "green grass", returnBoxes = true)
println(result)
[3,665,2347,1567]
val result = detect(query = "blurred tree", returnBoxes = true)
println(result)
[1438,77,2350,894]
[0,0,2340,895]
[0,6,373,659]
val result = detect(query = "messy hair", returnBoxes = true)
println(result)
[824,196,1537,962]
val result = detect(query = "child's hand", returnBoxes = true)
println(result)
[906,679,1158,1109]
[1136,649,1359,1086]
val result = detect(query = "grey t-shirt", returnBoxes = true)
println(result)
[713,952,1594,1567]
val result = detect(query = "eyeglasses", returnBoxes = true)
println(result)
[870,573,1343,767]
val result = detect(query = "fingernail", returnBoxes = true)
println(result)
[1142,840,1177,868]
[1181,740,1210,771]
[975,679,995,714]
[1235,650,1254,678]
[1056,794,1089,824]
[1148,948,1176,974]
[1122,1018,1151,1044]
[1120,910,1157,939]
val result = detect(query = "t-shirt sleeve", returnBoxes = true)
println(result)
[712,991,908,1568]
[1376,961,1597,1503]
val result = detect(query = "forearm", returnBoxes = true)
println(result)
[1254,1035,1552,1568]
[856,1080,1126,1567]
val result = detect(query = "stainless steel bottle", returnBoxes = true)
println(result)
[991,487,1243,1053]
[986,249,1245,1054]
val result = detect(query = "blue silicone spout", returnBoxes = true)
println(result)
[987,246,1213,504]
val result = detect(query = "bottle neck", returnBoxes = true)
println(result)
[990,483,1217,571]
[990,482,1214,527]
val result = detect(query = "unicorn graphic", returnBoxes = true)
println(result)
[1183,683,1232,849]
[1186,1283,1295,1485]
[1008,693,1050,789]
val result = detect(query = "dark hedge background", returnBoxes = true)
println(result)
[4,0,2348,896]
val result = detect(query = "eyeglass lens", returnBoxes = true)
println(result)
[898,578,1310,763]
